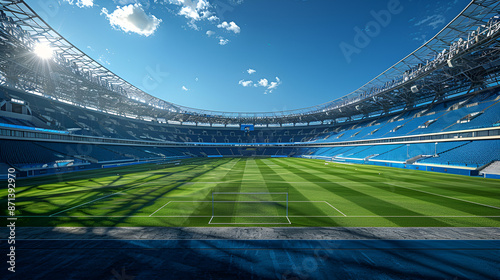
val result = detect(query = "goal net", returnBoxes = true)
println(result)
[209,192,290,224]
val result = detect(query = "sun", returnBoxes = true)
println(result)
[33,42,53,59]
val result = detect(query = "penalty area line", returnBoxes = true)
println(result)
[386,182,500,211]
[49,179,162,217]
[324,201,347,217]
[3,215,500,218]
[149,201,172,217]
[49,192,126,217]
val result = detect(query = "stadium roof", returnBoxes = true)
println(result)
[1,0,500,125]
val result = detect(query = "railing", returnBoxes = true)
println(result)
[1,125,499,148]
[1,0,499,122]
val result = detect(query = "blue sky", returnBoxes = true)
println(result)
[25,0,469,113]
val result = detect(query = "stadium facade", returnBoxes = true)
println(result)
[1,0,500,178]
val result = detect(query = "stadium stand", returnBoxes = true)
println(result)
[1,1,500,178]
[419,140,500,168]
[2,86,499,144]
[0,140,69,165]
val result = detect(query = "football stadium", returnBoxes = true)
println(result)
[1,0,500,279]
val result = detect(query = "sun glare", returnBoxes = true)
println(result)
[34,42,53,59]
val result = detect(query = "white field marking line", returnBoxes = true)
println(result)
[149,201,172,217]
[208,216,214,224]
[208,222,292,225]
[286,216,292,224]
[49,177,169,217]
[47,160,229,217]
[185,181,392,184]
[209,223,292,225]
[39,216,213,218]
[289,216,500,218]
[185,181,486,184]
[177,201,321,203]
[324,201,347,217]
[264,162,347,217]
[32,201,330,219]
[386,182,500,211]
[170,201,326,203]
[4,215,500,218]
[49,189,135,217]
[211,216,290,217]
[212,201,285,203]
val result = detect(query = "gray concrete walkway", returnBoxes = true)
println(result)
[12,226,500,240]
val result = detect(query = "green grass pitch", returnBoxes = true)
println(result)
[3,157,500,227]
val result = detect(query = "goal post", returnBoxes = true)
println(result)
[210,192,290,224]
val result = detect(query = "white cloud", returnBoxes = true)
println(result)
[169,0,211,21]
[238,76,281,94]
[229,0,244,5]
[247,68,256,75]
[265,77,281,94]
[217,21,240,34]
[267,82,278,90]
[101,4,162,37]
[258,78,268,87]
[187,21,200,30]
[64,0,94,8]
[114,0,137,5]
[218,37,229,45]
[182,86,189,91]
[238,80,253,87]
[166,1,240,45]
[268,79,279,90]
[414,14,446,30]
[207,15,219,21]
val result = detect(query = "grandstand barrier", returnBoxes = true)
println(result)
[335,157,364,162]
[271,155,288,158]
[101,156,190,169]
[207,155,223,158]
[483,173,500,179]
[22,164,96,177]
[301,155,333,160]
[301,155,479,176]
[0,122,70,134]
[419,165,478,176]
[367,161,479,176]
[10,157,191,178]
[98,159,139,164]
